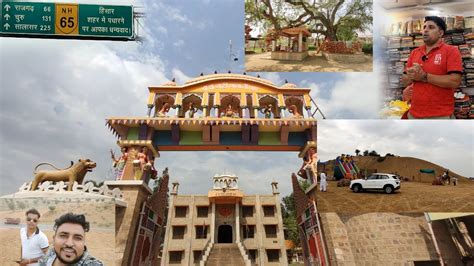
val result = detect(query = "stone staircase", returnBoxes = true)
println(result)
[206,243,246,266]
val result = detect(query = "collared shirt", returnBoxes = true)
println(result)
[20,227,49,266]
[38,248,104,266]
[406,41,463,118]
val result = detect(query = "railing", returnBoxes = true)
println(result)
[236,241,252,266]
[199,238,213,266]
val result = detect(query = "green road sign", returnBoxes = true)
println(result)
[1,1,134,40]
[78,5,133,38]
[1,2,55,34]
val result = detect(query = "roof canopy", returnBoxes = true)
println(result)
[268,27,311,39]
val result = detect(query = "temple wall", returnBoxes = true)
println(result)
[320,213,440,265]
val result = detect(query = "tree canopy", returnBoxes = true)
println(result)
[245,0,373,41]
[280,179,311,251]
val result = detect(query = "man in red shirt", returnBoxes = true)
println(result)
[401,16,463,119]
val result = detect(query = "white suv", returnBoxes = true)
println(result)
[350,173,401,194]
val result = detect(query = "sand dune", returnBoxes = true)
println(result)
[320,155,469,183]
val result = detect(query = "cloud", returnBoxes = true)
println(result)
[260,73,283,85]
[171,68,192,84]
[0,38,169,194]
[311,71,381,119]
[173,40,185,48]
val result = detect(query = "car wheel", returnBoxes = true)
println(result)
[353,184,362,193]
[384,185,393,194]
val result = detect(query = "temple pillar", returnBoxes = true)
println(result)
[298,32,303,52]
[235,202,240,243]
[211,202,216,243]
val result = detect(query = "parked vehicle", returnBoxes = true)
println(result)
[4,217,20,225]
[350,173,401,194]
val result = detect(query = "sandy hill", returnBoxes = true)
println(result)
[319,156,469,183]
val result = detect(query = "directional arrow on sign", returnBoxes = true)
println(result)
[4,14,10,21]
[4,23,10,30]
[4,4,11,11]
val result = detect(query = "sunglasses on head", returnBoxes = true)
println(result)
[26,217,38,223]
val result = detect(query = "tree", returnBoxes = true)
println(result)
[281,193,300,251]
[363,150,369,156]
[245,0,372,41]
[355,149,360,156]
[368,150,380,156]
[280,179,311,253]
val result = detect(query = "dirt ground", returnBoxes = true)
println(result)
[316,180,474,213]
[0,228,114,265]
[245,51,373,72]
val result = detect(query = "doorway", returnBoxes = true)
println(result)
[218,224,233,243]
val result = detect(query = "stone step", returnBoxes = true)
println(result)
[206,244,245,266]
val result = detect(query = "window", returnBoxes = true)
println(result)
[169,251,183,264]
[197,206,209,217]
[195,225,208,239]
[242,206,254,217]
[264,225,277,238]
[242,225,255,238]
[193,250,203,263]
[266,249,280,262]
[172,226,186,239]
[263,205,275,217]
[175,206,187,218]
[248,249,257,263]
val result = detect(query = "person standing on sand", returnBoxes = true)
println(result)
[320,172,328,192]
[19,209,49,266]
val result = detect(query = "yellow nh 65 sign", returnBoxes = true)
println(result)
[55,4,78,35]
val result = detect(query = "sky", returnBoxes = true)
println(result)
[0,0,473,197]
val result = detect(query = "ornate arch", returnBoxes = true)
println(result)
[220,95,241,118]
[154,94,175,117]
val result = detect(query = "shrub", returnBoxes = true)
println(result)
[362,43,373,55]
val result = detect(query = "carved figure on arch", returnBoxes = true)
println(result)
[224,104,239,118]
[132,146,156,181]
[186,102,199,118]
[288,104,303,118]
[297,147,317,185]
[30,159,97,191]
[260,104,273,119]
[156,103,171,117]
[110,147,128,180]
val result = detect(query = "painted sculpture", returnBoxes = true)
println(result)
[186,102,198,118]
[111,147,128,180]
[288,104,303,118]
[260,104,273,118]
[156,103,171,117]
[30,159,97,191]
[297,147,317,185]
[133,147,156,181]
[224,104,239,118]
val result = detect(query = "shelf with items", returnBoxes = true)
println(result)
[384,24,474,119]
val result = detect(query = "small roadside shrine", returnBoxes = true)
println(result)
[268,27,311,61]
